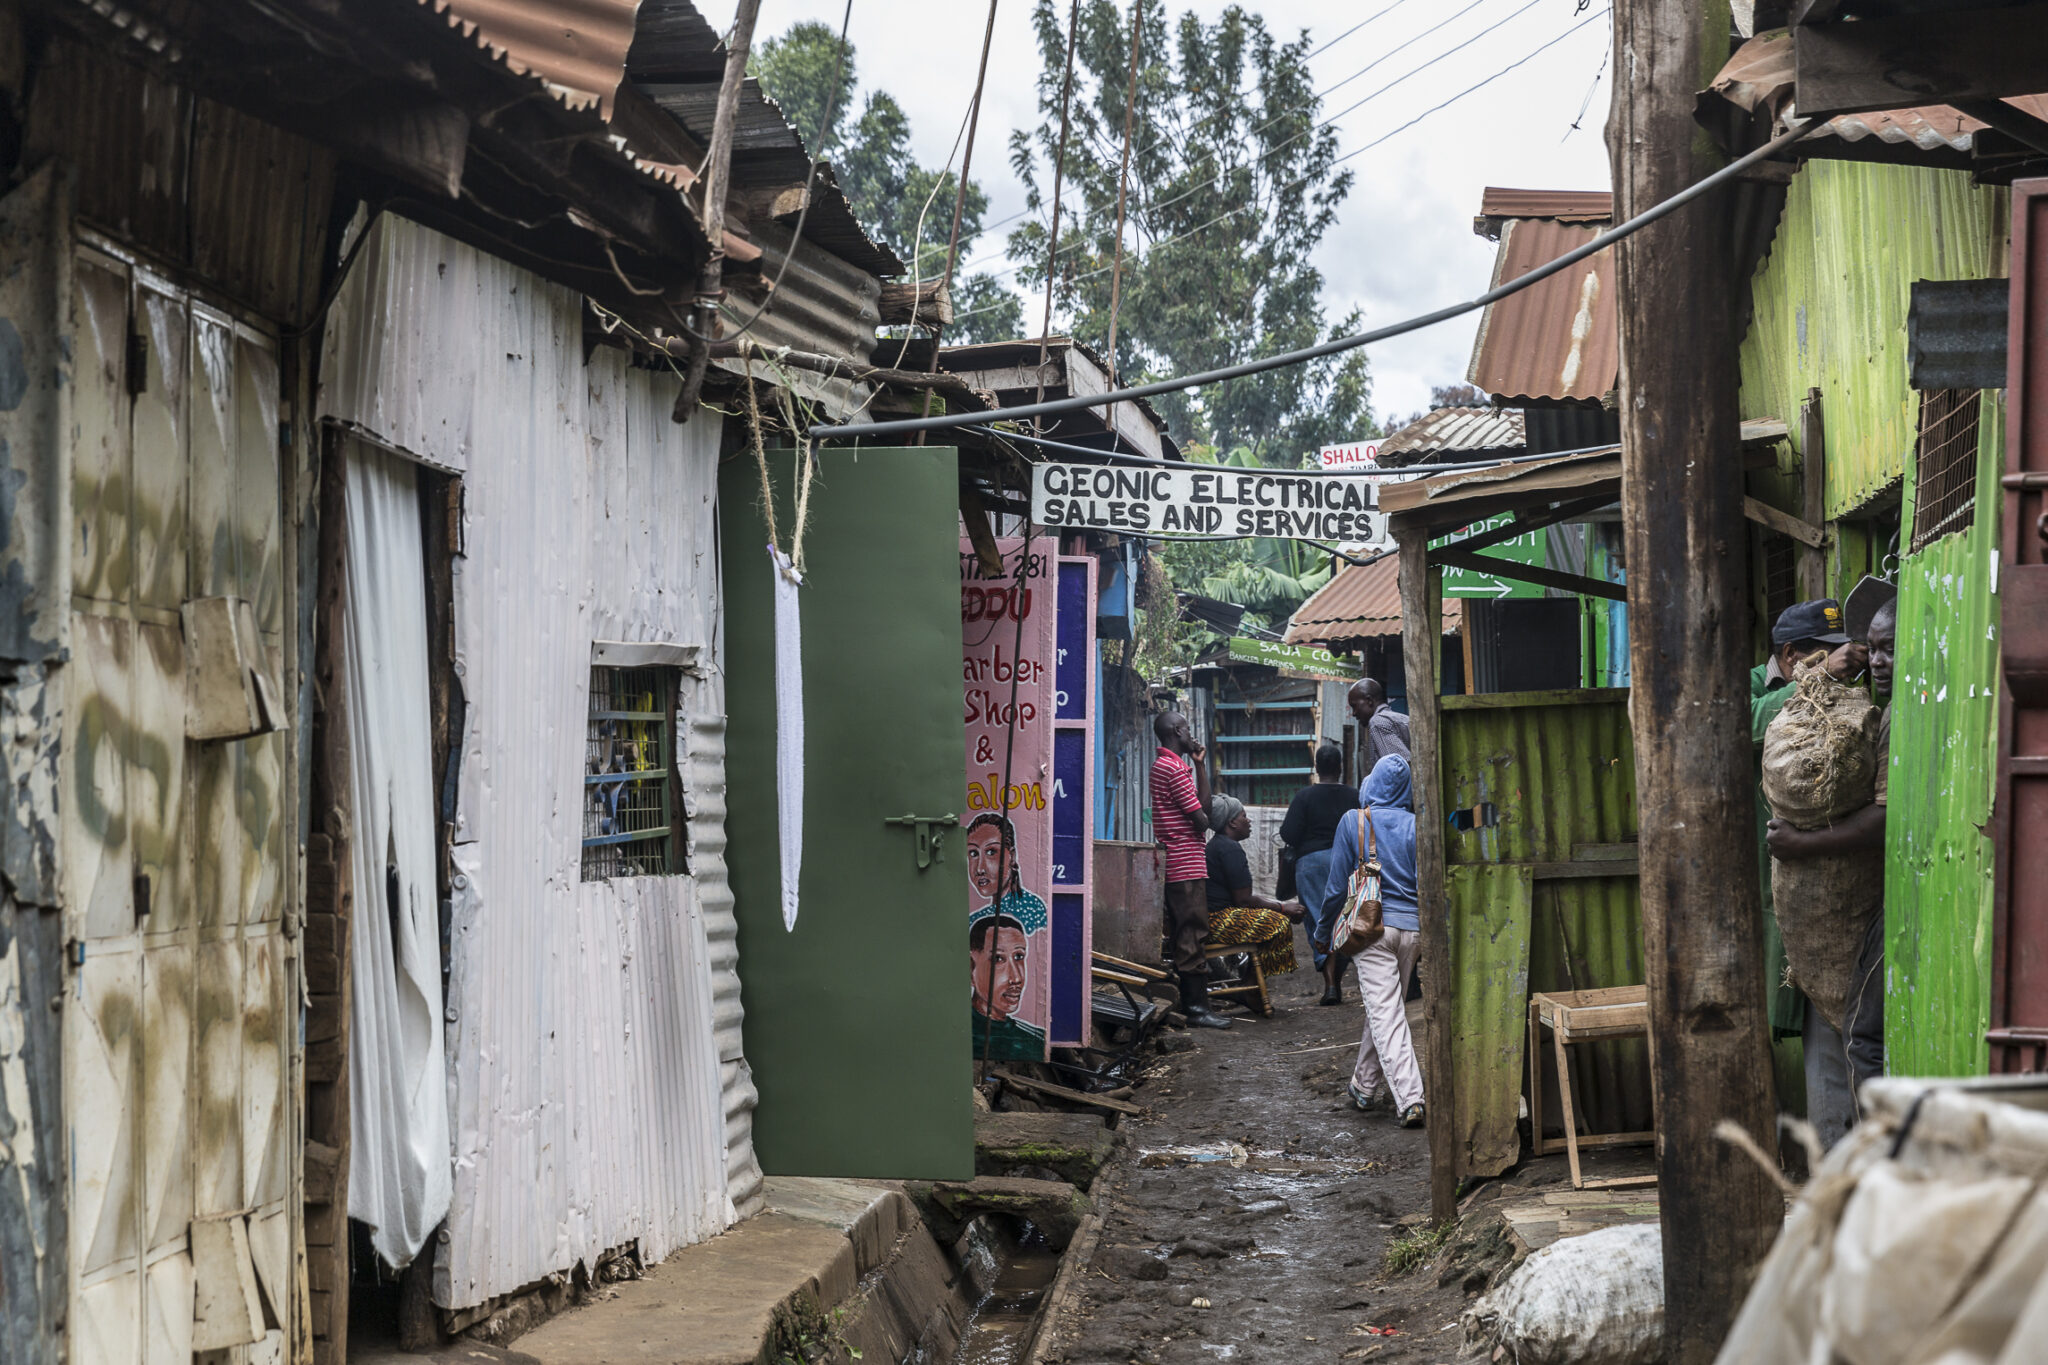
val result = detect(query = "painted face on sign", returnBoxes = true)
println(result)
[971,924,1029,1020]
[966,821,1006,904]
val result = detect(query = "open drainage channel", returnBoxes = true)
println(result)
[936,1219,1061,1365]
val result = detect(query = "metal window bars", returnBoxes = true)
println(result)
[582,666,678,880]
[1910,389,1984,553]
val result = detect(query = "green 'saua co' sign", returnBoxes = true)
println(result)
[1225,637,1362,680]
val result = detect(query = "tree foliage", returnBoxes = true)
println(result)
[1005,1,1376,465]
[752,22,1023,343]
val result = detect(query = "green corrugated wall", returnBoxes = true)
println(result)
[1889,397,2005,1075]
[1439,690,1645,1177]
[1738,158,2008,1078]
[1740,160,2003,519]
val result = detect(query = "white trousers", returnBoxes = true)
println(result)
[1350,926,1424,1111]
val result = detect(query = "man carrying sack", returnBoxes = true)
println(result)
[1763,596,1892,1149]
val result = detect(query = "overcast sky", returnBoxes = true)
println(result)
[700,0,1615,439]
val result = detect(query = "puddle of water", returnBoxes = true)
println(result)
[950,1225,1060,1365]
[1138,1143,1249,1168]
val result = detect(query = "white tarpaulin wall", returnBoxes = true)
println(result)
[320,215,752,1310]
[341,440,450,1268]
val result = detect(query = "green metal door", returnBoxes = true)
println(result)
[722,445,973,1178]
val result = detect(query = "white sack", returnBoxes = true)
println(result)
[342,441,452,1266]
[1463,1223,1663,1365]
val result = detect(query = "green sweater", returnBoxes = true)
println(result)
[1751,661,1807,1038]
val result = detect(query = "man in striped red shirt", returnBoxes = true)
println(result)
[1152,710,1232,1029]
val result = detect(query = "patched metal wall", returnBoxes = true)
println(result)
[62,243,296,1365]
[321,216,742,1310]
[1888,395,2005,1076]
[1438,690,1644,1178]
[1739,161,2005,520]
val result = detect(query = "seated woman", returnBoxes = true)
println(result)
[1280,741,1362,1005]
[1204,794,1306,979]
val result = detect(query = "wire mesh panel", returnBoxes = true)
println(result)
[1910,388,1983,552]
[583,666,681,880]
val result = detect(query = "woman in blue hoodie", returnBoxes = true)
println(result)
[1320,754,1424,1128]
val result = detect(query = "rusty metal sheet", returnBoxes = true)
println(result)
[1380,407,1525,461]
[1285,556,1463,646]
[1475,188,1611,236]
[428,0,645,118]
[1090,840,1166,967]
[1466,217,1619,406]
[1438,689,1643,1179]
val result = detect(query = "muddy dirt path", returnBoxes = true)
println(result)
[1052,957,1473,1365]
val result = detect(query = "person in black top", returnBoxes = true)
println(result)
[1281,741,1362,1005]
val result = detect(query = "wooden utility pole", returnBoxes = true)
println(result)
[1607,2,1783,1359]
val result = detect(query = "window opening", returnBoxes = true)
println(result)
[582,665,683,880]
[1909,388,1983,552]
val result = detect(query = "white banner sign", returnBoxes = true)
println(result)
[1031,462,1388,545]
[1318,441,1381,471]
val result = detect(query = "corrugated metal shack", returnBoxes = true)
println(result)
[1701,31,2023,1079]
[0,1,971,1362]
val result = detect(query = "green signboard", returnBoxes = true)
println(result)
[1432,513,1546,599]
[1226,636,1362,680]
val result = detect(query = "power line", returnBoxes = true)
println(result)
[948,3,1610,327]
[808,117,1814,442]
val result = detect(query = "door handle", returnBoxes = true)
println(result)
[883,813,959,870]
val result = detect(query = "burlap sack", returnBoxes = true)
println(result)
[1762,659,1885,1032]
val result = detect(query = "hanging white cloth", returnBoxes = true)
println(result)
[342,440,452,1267]
[770,543,803,931]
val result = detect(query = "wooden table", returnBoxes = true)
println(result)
[1529,986,1659,1190]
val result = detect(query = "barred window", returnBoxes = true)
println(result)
[582,666,684,880]
[1909,388,1983,552]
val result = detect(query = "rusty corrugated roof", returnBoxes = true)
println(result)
[1703,30,2048,161]
[1284,555,1462,645]
[429,0,643,117]
[1380,407,1524,459]
[1466,216,1618,406]
[1474,188,1611,239]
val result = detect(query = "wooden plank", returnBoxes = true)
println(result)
[1395,525,1456,1221]
[1441,687,1635,712]
[1531,859,1641,880]
[1743,495,1825,549]
[1798,388,1826,600]
[1792,5,2048,119]
[303,1140,341,1206]
[1572,842,1640,862]
[1432,547,1631,601]
[1612,0,1785,1353]
[1578,1174,1661,1190]
[1091,966,1149,987]
[993,1070,1143,1115]
[1092,951,1170,980]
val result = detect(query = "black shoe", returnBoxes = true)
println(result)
[1319,980,1342,1006]
[1183,1002,1235,1030]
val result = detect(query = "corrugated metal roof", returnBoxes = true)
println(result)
[1283,554,1463,644]
[1380,407,1525,459]
[1705,31,2048,162]
[428,0,644,117]
[1466,217,1619,406]
[1474,188,1611,239]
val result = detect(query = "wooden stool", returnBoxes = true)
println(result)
[1529,987,1659,1190]
[1202,941,1272,1017]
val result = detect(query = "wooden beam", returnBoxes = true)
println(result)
[1429,547,1631,601]
[1395,526,1456,1221]
[1610,1,1784,1358]
[1798,389,1826,600]
[880,278,954,327]
[961,487,1004,575]
[1792,5,2048,119]
[1953,99,2048,159]
[1742,495,1826,549]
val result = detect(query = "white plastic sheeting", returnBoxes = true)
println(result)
[769,546,803,930]
[1716,1076,2048,1365]
[341,440,451,1268]
[320,215,750,1309]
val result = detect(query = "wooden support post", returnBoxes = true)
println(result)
[1798,388,1827,598]
[1610,2,1784,1357]
[1395,527,1456,1220]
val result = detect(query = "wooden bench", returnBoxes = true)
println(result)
[1202,941,1273,1017]
[1529,986,1659,1190]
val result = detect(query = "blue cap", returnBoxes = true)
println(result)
[1772,598,1849,646]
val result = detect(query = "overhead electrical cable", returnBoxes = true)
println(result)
[945,3,1609,326]
[807,117,1814,442]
